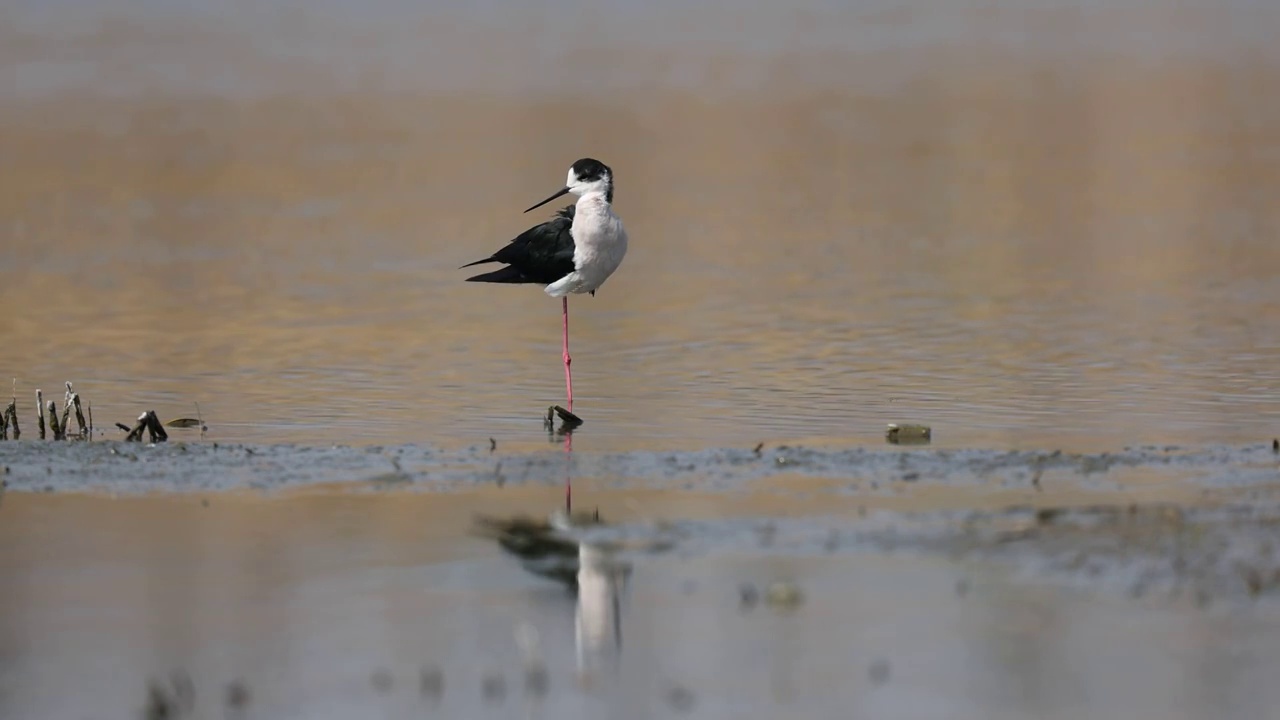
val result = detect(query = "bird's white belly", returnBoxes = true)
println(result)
[545,208,628,297]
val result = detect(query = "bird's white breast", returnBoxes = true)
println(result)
[544,194,628,297]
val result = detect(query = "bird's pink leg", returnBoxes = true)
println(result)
[561,296,573,513]
[562,296,573,412]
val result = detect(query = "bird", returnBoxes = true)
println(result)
[460,158,628,417]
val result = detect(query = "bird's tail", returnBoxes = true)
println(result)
[465,265,528,283]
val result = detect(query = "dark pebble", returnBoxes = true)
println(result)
[524,664,549,697]
[370,668,394,693]
[419,666,444,701]
[868,658,892,686]
[666,684,696,713]
[225,681,251,710]
[481,674,506,702]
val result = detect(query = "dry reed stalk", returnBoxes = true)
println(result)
[47,400,63,440]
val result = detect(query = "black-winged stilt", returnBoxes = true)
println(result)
[461,158,628,419]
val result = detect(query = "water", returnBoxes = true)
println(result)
[4,490,1280,720]
[3,5,1280,716]
[2,0,1279,453]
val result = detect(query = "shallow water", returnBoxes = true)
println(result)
[2,0,1279,452]
[3,489,1280,720]
[3,5,1280,716]
[2,440,1280,719]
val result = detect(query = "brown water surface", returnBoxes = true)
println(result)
[2,0,1278,452]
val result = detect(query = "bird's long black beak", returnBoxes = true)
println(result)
[525,186,571,213]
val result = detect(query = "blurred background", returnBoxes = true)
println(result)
[1,0,1278,451]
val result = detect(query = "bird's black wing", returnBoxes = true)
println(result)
[461,205,576,285]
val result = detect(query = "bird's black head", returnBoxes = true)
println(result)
[525,158,615,213]
[567,158,613,203]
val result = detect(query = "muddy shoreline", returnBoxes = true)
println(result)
[4,439,1278,609]
[2,439,1276,495]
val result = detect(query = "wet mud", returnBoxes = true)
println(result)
[3,439,1277,495]
[3,439,1278,605]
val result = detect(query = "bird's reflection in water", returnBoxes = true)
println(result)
[545,406,583,514]
[474,431,632,685]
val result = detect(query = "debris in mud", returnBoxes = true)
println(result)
[370,668,394,693]
[419,666,444,703]
[224,681,251,713]
[544,405,583,437]
[28,384,93,440]
[1273,438,1278,453]
[2,397,18,439]
[551,405,582,425]
[143,672,195,720]
[481,673,507,702]
[167,403,208,434]
[665,683,697,713]
[755,522,777,547]
[868,658,892,686]
[738,582,760,611]
[21,383,94,441]
[1242,566,1280,598]
[0,381,208,443]
[764,581,804,612]
[67,384,88,438]
[1035,507,1067,525]
[886,423,932,445]
[524,663,550,698]
[124,411,169,443]
[367,456,412,486]
[46,399,63,439]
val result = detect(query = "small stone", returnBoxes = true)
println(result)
[665,684,696,713]
[481,674,506,702]
[764,581,804,611]
[755,523,776,547]
[419,666,444,701]
[868,658,891,685]
[885,423,931,445]
[738,582,759,611]
[370,668,394,693]
[225,681,251,710]
[524,664,549,697]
